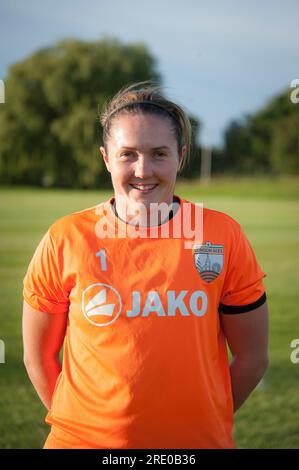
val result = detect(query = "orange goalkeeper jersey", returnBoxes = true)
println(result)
[23,195,267,449]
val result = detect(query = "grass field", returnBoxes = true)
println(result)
[0,176,298,448]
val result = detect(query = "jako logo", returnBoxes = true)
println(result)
[82,283,207,327]
[82,283,122,327]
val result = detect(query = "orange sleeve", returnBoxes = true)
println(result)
[23,228,70,314]
[220,223,267,312]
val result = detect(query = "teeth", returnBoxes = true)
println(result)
[132,184,157,190]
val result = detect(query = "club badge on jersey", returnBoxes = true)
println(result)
[193,241,224,283]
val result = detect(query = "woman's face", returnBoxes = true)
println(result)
[100,113,186,211]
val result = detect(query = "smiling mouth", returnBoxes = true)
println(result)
[129,184,159,192]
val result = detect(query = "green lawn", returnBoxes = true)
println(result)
[0,176,298,448]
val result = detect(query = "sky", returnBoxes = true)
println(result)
[0,0,298,146]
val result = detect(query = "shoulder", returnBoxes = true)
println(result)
[177,195,243,248]
[178,195,241,232]
[203,207,241,232]
[47,203,104,241]
[202,208,243,248]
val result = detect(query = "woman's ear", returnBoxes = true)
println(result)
[178,145,187,172]
[100,146,111,172]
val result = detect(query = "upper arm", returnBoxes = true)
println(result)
[22,299,68,364]
[220,301,269,362]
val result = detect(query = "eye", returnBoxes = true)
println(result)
[154,152,167,158]
[120,151,134,158]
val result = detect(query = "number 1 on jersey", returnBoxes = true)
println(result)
[96,249,107,271]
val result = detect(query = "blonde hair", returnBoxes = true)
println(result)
[99,81,192,172]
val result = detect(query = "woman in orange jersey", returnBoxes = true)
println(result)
[22,81,269,449]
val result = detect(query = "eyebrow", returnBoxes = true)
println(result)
[119,146,171,151]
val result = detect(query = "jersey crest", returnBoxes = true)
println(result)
[193,241,224,283]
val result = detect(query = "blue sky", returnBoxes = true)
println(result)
[0,0,298,146]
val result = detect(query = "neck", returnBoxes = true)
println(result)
[112,197,179,227]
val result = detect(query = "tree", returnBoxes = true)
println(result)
[0,37,162,187]
[221,88,299,175]
[270,113,299,174]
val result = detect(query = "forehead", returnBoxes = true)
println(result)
[108,113,177,149]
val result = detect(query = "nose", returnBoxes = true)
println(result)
[134,155,153,179]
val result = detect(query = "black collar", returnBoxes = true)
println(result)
[112,196,180,225]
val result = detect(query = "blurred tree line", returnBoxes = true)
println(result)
[213,88,299,175]
[0,37,200,188]
[0,37,298,188]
